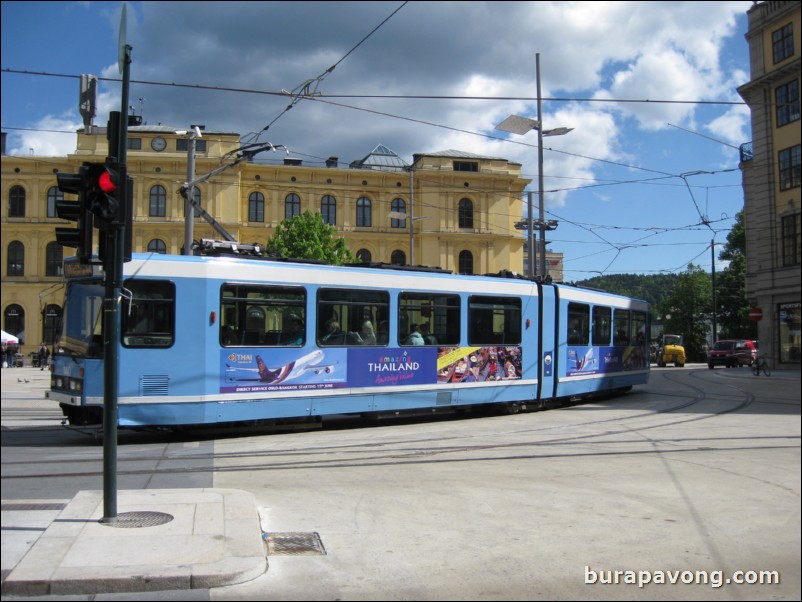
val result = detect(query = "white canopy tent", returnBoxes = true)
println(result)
[1,330,20,345]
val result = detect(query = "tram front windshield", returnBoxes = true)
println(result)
[56,281,104,359]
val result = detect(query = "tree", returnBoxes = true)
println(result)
[715,211,757,340]
[267,211,354,265]
[657,263,711,361]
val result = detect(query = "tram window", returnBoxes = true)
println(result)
[614,309,630,346]
[592,306,612,346]
[317,288,389,346]
[399,292,460,346]
[468,296,521,345]
[220,284,306,347]
[631,310,647,345]
[121,280,175,348]
[567,303,590,345]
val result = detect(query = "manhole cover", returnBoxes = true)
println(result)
[99,511,174,528]
[265,532,326,555]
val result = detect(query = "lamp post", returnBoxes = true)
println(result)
[179,126,203,255]
[496,53,572,279]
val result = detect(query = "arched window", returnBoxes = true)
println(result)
[391,198,406,228]
[43,304,62,345]
[147,239,167,254]
[7,241,24,276]
[248,192,265,222]
[149,185,167,217]
[4,304,25,343]
[45,242,63,277]
[459,250,474,275]
[356,249,372,263]
[285,193,301,220]
[321,195,337,225]
[46,186,63,218]
[356,197,372,227]
[391,249,406,265]
[458,198,474,229]
[9,185,26,218]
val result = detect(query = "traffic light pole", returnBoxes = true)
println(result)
[99,40,131,524]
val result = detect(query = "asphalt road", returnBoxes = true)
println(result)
[2,364,800,601]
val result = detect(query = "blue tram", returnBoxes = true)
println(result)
[50,244,650,428]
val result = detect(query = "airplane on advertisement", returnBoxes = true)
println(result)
[571,347,597,372]
[225,349,335,384]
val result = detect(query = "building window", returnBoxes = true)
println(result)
[4,304,25,343]
[778,302,801,364]
[779,145,801,191]
[285,193,301,220]
[356,249,372,263]
[458,198,474,229]
[776,80,800,127]
[459,250,474,274]
[356,197,372,227]
[176,139,207,152]
[321,195,336,225]
[45,242,63,277]
[127,138,142,150]
[390,198,406,228]
[43,304,62,346]
[248,192,265,222]
[147,239,167,254]
[149,185,167,217]
[6,241,24,276]
[772,23,794,64]
[453,161,479,172]
[8,185,25,218]
[391,249,406,265]
[782,213,801,267]
[46,186,63,218]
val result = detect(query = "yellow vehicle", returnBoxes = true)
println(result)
[656,334,686,367]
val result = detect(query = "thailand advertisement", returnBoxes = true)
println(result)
[220,345,523,393]
[567,345,648,376]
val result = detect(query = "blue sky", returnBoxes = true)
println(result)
[1,1,754,281]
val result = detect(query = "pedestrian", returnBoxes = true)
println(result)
[39,343,50,370]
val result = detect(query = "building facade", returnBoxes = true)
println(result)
[1,127,563,357]
[737,0,801,368]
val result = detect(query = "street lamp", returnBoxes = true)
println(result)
[496,53,572,279]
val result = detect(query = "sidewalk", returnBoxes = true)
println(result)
[1,367,267,597]
[1,488,267,596]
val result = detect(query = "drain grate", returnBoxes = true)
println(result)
[99,511,174,528]
[265,531,326,555]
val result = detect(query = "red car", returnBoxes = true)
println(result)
[707,339,757,368]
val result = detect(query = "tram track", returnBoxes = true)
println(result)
[3,368,795,483]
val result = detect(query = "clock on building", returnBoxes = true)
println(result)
[151,136,167,152]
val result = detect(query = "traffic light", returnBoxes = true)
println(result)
[84,162,122,228]
[55,164,93,262]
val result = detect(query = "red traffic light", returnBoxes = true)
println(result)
[98,170,117,194]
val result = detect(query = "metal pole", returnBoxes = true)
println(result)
[711,239,717,344]
[101,41,131,523]
[183,134,196,255]
[409,168,414,265]
[536,53,547,279]
[527,191,535,279]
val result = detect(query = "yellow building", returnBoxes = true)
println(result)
[1,126,563,358]
[737,0,801,368]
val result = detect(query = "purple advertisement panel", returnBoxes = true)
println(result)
[220,348,348,393]
[567,345,648,376]
[348,347,438,387]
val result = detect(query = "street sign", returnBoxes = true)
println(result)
[749,307,763,321]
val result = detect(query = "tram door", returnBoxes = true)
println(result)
[538,285,558,402]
